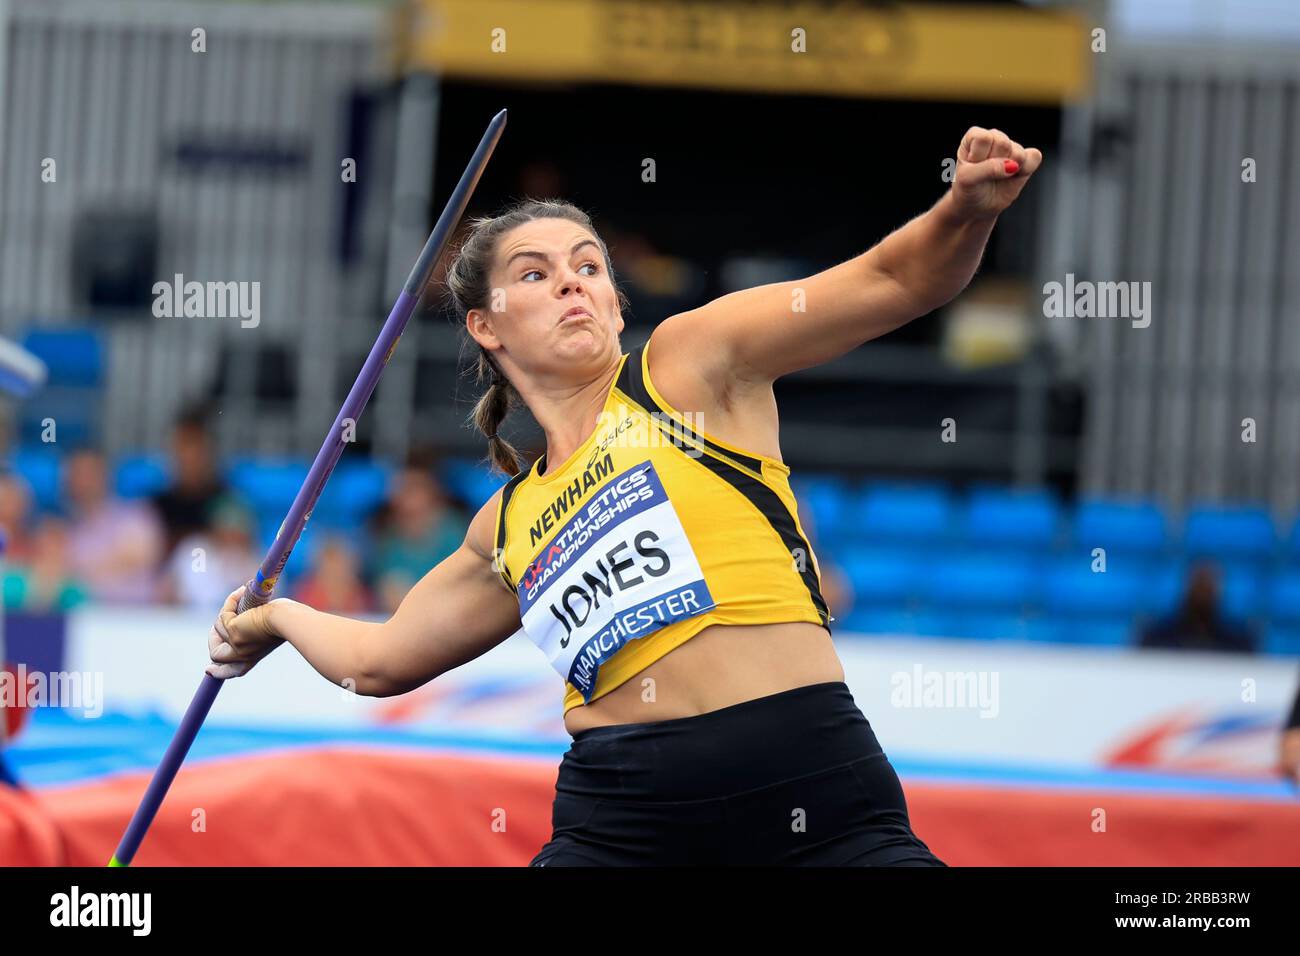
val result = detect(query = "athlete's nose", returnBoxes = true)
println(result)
[558,267,586,296]
[557,270,592,308]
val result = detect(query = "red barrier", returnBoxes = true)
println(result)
[0,784,64,865]
[905,782,1300,866]
[19,748,556,866]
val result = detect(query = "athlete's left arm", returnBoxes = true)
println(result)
[662,128,1042,384]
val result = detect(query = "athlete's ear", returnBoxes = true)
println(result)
[467,309,501,349]
[614,310,626,335]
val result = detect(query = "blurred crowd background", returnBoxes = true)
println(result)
[0,0,1297,663]
[0,405,1281,659]
[0,408,475,617]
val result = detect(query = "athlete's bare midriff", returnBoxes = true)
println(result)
[561,619,845,736]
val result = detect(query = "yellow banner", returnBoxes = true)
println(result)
[400,0,1090,104]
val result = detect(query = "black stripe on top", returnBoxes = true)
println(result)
[493,467,531,591]
[618,342,831,629]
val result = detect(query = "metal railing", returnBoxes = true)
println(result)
[1055,38,1300,514]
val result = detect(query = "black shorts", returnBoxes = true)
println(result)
[531,680,945,866]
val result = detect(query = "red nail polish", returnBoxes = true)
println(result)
[1004,159,1020,175]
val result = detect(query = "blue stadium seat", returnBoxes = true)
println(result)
[1019,615,1069,643]
[1218,564,1265,620]
[226,458,311,517]
[8,447,61,511]
[314,460,391,528]
[907,609,967,639]
[115,454,170,499]
[1141,559,1185,616]
[1183,504,1277,561]
[840,606,917,636]
[21,328,103,386]
[961,487,1061,550]
[1042,557,1145,617]
[1059,617,1134,646]
[1266,570,1300,624]
[1263,626,1300,656]
[950,610,1034,641]
[17,328,104,447]
[851,481,955,545]
[790,474,852,540]
[844,606,1045,642]
[839,606,965,639]
[922,554,1037,610]
[1286,517,1300,561]
[1072,497,1168,554]
[839,546,925,605]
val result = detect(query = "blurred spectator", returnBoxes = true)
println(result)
[161,494,260,610]
[1281,675,1300,784]
[368,452,468,614]
[2,516,88,611]
[0,472,36,563]
[1281,674,1300,784]
[64,448,164,604]
[295,536,372,614]
[1139,562,1255,654]
[150,407,231,559]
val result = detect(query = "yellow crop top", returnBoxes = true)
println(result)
[492,338,831,715]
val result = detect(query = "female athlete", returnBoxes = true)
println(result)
[207,126,1041,866]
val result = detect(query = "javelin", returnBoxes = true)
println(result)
[107,109,508,867]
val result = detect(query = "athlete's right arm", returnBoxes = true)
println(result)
[208,489,522,697]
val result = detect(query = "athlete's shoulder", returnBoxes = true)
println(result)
[643,317,786,463]
[648,309,732,372]
[637,316,738,420]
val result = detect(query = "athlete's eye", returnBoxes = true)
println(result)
[520,261,599,281]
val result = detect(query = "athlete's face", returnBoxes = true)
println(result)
[469,218,624,379]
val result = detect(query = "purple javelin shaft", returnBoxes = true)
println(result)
[109,109,507,867]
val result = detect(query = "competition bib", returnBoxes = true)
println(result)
[516,460,715,702]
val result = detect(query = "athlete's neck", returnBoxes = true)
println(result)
[530,354,623,478]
